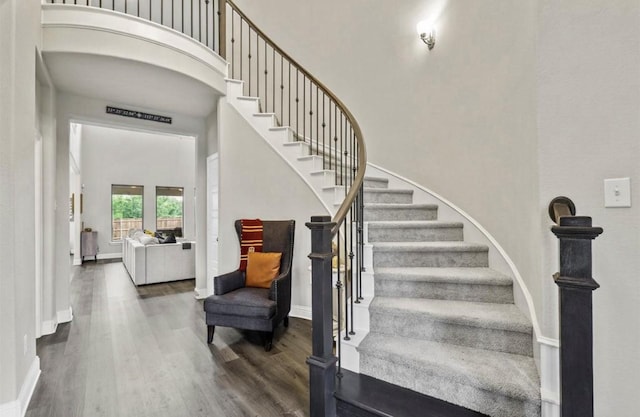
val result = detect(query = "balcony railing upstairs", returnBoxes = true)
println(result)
[46,2,367,416]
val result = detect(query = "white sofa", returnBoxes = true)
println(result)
[122,236,196,285]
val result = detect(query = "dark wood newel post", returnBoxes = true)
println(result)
[551,213,603,417]
[306,216,337,417]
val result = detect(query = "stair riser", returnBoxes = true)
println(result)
[369,311,533,356]
[364,192,413,204]
[364,208,437,221]
[374,280,514,303]
[232,97,260,115]
[363,178,389,189]
[368,227,463,243]
[373,249,488,268]
[360,355,540,417]
[252,115,276,130]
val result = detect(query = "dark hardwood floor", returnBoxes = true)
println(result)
[27,261,311,417]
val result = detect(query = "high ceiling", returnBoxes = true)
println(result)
[43,52,220,118]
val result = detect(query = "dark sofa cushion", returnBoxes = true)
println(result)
[204,287,275,319]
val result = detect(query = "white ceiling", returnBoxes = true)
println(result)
[43,52,220,118]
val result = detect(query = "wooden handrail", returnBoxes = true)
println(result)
[224,0,366,235]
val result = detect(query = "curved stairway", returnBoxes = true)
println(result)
[353,177,541,417]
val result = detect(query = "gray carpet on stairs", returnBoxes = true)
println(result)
[357,177,541,417]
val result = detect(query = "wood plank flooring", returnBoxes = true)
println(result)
[27,261,311,417]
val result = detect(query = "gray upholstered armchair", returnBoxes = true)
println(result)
[204,220,295,351]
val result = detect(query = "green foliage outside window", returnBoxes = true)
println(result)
[112,194,143,220]
[156,195,183,218]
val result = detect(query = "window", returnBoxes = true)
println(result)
[156,186,184,237]
[111,185,143,241]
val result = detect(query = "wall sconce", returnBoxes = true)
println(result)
[416,20,436,50]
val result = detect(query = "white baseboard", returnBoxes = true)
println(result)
[194,287,209,299]
[41,307,73,336]
[72,258,82,266]
[0,400,20,417]
[539,336,560,417]
[57,306,73,324]
[290,305,312,321]
[40,319,57,336]
[96,253,122,260]
[0,356,41,417]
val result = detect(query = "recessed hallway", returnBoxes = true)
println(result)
[26,261,311,417]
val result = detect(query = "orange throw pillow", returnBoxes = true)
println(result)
[245,252,282,289]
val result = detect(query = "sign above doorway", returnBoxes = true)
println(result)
[106,106,172,124]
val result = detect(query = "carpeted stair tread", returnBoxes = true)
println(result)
[370,297,532,334]
[365,203,438,209]
[358,333,540,403]
[373,242,488,252]
[368,220,464,229]
[374,267,512,286]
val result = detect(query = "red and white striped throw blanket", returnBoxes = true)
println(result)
[239,219,263,271]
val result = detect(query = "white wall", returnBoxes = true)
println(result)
[80,124,196,257]
[0,0,42,411]
[218,99,330,316]
[537,1,640,415]
[232,0,542,328]
[232,0,640,414]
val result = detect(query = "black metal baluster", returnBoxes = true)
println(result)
[264,41,267,112]
[161,0,163,25]
[343,220,351,341]
[181,0,184,32]
[333,103,340,178]
[316,85,319,156]
[248,28,252,96]
[191,0,193,37]
[198,0,202,42]
[240,18,243,90]
[288,62,291,127]
[309,81,313,154]
[295,69,299,139]
[272,49,275,118]
[205,0,209,48]
[302,75,306,145]
[336,236,343,376]
[322,93,326,170]
[230,10,234,78]
[257,33,260,108]
[280,56,284,125]
[359,183,365,300]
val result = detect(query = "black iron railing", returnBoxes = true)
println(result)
[46,2,366,415]
[47,0,224,53]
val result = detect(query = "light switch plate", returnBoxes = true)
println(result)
[604,177,631,208]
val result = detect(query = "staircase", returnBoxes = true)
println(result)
[343,177,541,417]
[225,76,541,417]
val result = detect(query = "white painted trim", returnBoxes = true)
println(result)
[96,253,122,260]
[540,337,560,417]
[19,357,40,417]
[0,356,41,417]
[57,306,73,324]
[290,305,312,321]
[41,319,57,336]
[194,287,209,300]
[41,4,228,82]
[366,162,560,412]
[225,81,334,218]
[366,162,542,338]
[0,400,20,417]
